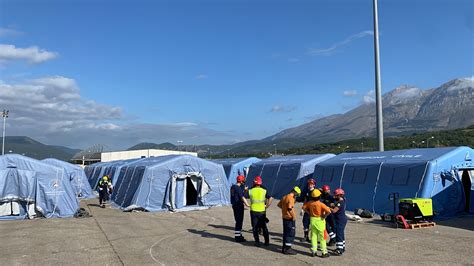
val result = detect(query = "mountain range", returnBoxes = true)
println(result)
[266,77,473,143]
[3,77,473,159]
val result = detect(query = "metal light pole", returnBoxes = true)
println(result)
[361,142,364,152]
[273,144,277,156]
[2,110,9,156]
[426,136,434,148]
[373,0,384,151]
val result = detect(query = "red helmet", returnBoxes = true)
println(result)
[236,175,246,183]
[307,178,315,186]
[334,188,345,196]
[322,185,330,192]
[254,176,262,185]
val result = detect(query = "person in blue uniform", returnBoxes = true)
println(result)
[321,184,336,246]
[330,188,347,255]
[299,178,316,242]
[230,175,250,242]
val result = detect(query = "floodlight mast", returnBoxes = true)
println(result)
[2,110,9,156]
[373,0,384,151]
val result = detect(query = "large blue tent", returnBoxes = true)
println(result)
[85,161,108,190]
[211,157,261,184]
[314,147,474,217]
[110,155,230,212]
[0,154,80,220]
[85,158,145,190]
[42,158,94,199]
[246,154,335,199]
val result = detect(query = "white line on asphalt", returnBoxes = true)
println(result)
[149,213,216,265]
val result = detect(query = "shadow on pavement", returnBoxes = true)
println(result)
[436,215,474,231]
[364,219,398,229]
[87,203,103,208]
[206,224,311,249]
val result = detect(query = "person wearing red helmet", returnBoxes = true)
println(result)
[230,175,250,242]
[320,185,336,246]
[299,178,316,242]
[248,176,273,247]
[330,188,347,255]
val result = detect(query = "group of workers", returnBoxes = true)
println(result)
[230,175,347,258]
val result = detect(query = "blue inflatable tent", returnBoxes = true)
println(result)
[86,158,145,190]
[211,157,261,184]
[42,158,94,199]
[85,161,108,190]
[0,154,80,220]
[314,147,474,217]
[110,155,230,212]
[246,154,335,199]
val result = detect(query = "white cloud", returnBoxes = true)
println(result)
[270,105,297,113]
[307,30,374,56]
[0,44,58,65]
[0,27,23,38]
[343,90,358,97]
[0,76,235,148]
[195,74,208,80]
[362,90,375,104]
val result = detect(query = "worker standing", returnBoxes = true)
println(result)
[302,189,331,258]
[277,186,301,255]
[230,175,250,242]
[321,185,336,246]
[331,188,347,255]
[249,176,273,247]
[97,175,113,208]
[300,178,316,242]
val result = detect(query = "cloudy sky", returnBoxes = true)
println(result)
[0,0,472,150]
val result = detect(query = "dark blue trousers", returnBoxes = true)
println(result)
[250,211,269,244]
[283,219,296,247]
[232,205,244,237]
[303,212,310,232]
[325,213,336,239]
[335,219,347,251]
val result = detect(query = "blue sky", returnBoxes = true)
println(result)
[0,0,473,149]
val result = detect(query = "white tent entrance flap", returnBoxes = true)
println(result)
[168,172,210,211]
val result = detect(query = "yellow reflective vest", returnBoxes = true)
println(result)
[249,186,267,212]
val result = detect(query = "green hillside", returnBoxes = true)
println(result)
[2,136,80,161]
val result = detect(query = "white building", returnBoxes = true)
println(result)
[101,149,197,162]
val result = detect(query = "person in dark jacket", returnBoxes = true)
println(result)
[330,188,347,255]
[299,178,316,242]
[230,175,250,242]
[98,175,113,208]
[321,185,336,246]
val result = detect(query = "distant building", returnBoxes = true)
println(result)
[100,149,197,162]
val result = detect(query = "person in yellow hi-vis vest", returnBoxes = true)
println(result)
[248,176,273,247]
[302,189,331,258]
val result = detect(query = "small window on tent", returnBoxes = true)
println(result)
[320,168,334,182]
[352,168,367,184]
[391,167,410,185]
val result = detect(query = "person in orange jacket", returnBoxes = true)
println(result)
[302,189,331,258]
[277,186,301,255]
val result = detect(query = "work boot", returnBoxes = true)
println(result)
[235,236,246,242]
[254,242,261,247]
[305,236,310,243]
[333,249,343,256]
[328,238,336,246]
[281,245,286,254]
[321,253,330,258]
[285,247,297,255]
[311,250,316,257]
[264,241,270,246]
